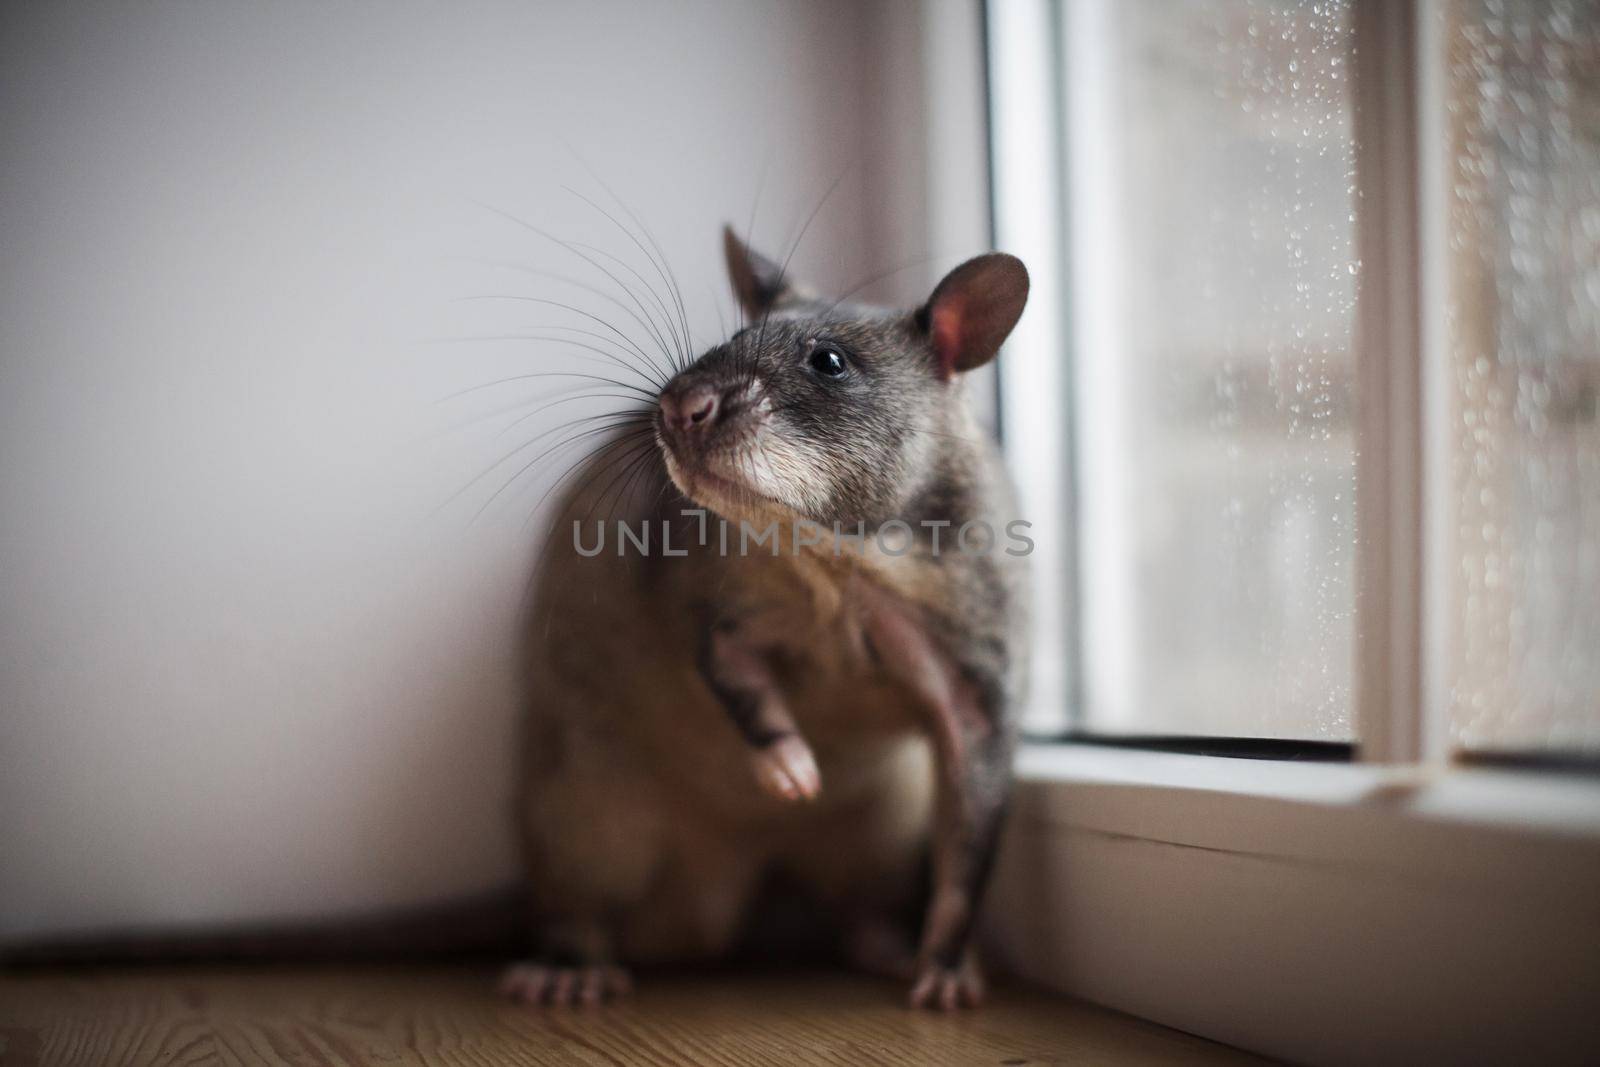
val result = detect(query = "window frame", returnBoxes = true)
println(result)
[982,1,1600,1061]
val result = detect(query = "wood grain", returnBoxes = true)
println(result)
[0,966,1262,1066]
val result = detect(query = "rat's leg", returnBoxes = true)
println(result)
[859,594,1013,1011]
[698,618,820,802]
[507,737,768,1004]
[504,711,662,1006]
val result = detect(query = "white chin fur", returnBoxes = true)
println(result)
[659,429,831,525]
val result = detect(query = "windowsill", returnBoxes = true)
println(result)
[986,741,1600,1064]
[1013,741,1600,841]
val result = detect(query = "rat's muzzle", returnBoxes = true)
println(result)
[657,377,762,460]
[658,382,721,436]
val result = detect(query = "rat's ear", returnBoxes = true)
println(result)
[916,253,1029,379]
[723,225,808,319]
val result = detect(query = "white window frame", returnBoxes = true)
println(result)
[982,2,1600,1062]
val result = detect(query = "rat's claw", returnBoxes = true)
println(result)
[498,962,550,1002]
[908,958,985,1011]
[750,734,821,802]
[499,962,633,1007]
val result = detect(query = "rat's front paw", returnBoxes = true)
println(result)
[908,955,985,1011]
[750,734,821,802]
[498,962,632,1007]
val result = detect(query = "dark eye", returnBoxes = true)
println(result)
[808,345,848,379]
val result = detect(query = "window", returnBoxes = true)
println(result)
[1438,0,1600,757]
[985,2,1600,1059]
[1066,0,1358,742]
[994,0,1600,762]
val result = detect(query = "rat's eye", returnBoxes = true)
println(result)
[807,345,848,379]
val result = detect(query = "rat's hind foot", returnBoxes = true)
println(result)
[749,734,821,802]
[908,954,985,1012]
[498,961,633,1007]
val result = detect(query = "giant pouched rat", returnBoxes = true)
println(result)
[501,228,1030,1011]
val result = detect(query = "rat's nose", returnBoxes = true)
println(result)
[659,384,720,434]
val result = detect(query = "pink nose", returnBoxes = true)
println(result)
[660,384,720,433]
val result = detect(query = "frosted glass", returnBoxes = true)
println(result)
[1072,0,1358,739]
[1439,0,1600,755]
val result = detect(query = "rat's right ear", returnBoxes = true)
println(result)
[916,253,1029,379]
[723,225,809,320]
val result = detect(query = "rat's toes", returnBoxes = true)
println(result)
[499,962,632,1007]
[750,734,821,802]
[498,962,551,1004]
[908,959,985,1011]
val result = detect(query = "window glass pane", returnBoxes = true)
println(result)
[1439,0,1600,755]
[1068,0,1358,740]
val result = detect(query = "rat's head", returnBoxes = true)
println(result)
[655,227,1028,528]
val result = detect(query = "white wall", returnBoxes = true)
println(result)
[0,1,988,940]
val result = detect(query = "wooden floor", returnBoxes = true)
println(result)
[0,966,1261,1066]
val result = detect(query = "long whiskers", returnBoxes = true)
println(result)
[559,158,697,372]
[447,287,669,388]
[475,415,655,524]
[562,188,695,371]
[470,200,685,378]
[439,372,656,405]
[434,327,662,391]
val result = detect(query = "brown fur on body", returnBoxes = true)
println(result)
[509,231,1030,1011]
